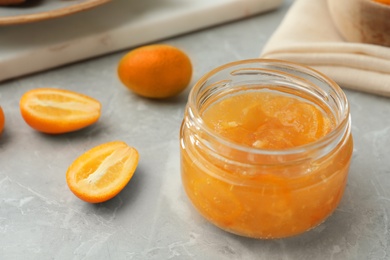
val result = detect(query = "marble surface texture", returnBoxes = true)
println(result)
[1,0,390,259]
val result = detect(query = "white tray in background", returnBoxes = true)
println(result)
[0,0,282,82]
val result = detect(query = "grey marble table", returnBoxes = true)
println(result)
[1,1,390,259]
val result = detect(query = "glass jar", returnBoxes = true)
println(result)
[180,59,353,239]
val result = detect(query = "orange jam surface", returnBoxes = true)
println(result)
[181,90,353,238]
[202,91,334,149]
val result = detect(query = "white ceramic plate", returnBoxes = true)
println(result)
[0,0,111,25]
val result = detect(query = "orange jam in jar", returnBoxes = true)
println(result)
[180,59,353,239]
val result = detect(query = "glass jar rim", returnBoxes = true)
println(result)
[187,58,351,157]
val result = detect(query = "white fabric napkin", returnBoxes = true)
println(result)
[261,0,390,97]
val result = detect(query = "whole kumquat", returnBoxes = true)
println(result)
[117,44,192,99]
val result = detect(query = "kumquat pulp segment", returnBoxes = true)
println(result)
[19,88,101,134]
[66,141,139,203]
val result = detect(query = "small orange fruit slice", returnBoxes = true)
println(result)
[20,88,101,134]
[66,141,139,203]
[0,106,5,135]
[117,44,192,99]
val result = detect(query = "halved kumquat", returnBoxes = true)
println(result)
[20,88,101,134]
[0,106,4,135]
[66,141,139,203]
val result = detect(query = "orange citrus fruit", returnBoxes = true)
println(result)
[0,106,4,135]
[66,141,139,203]
[20,88,101,134]
[117,44,192,99]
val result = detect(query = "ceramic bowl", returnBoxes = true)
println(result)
[328,0,390,47]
